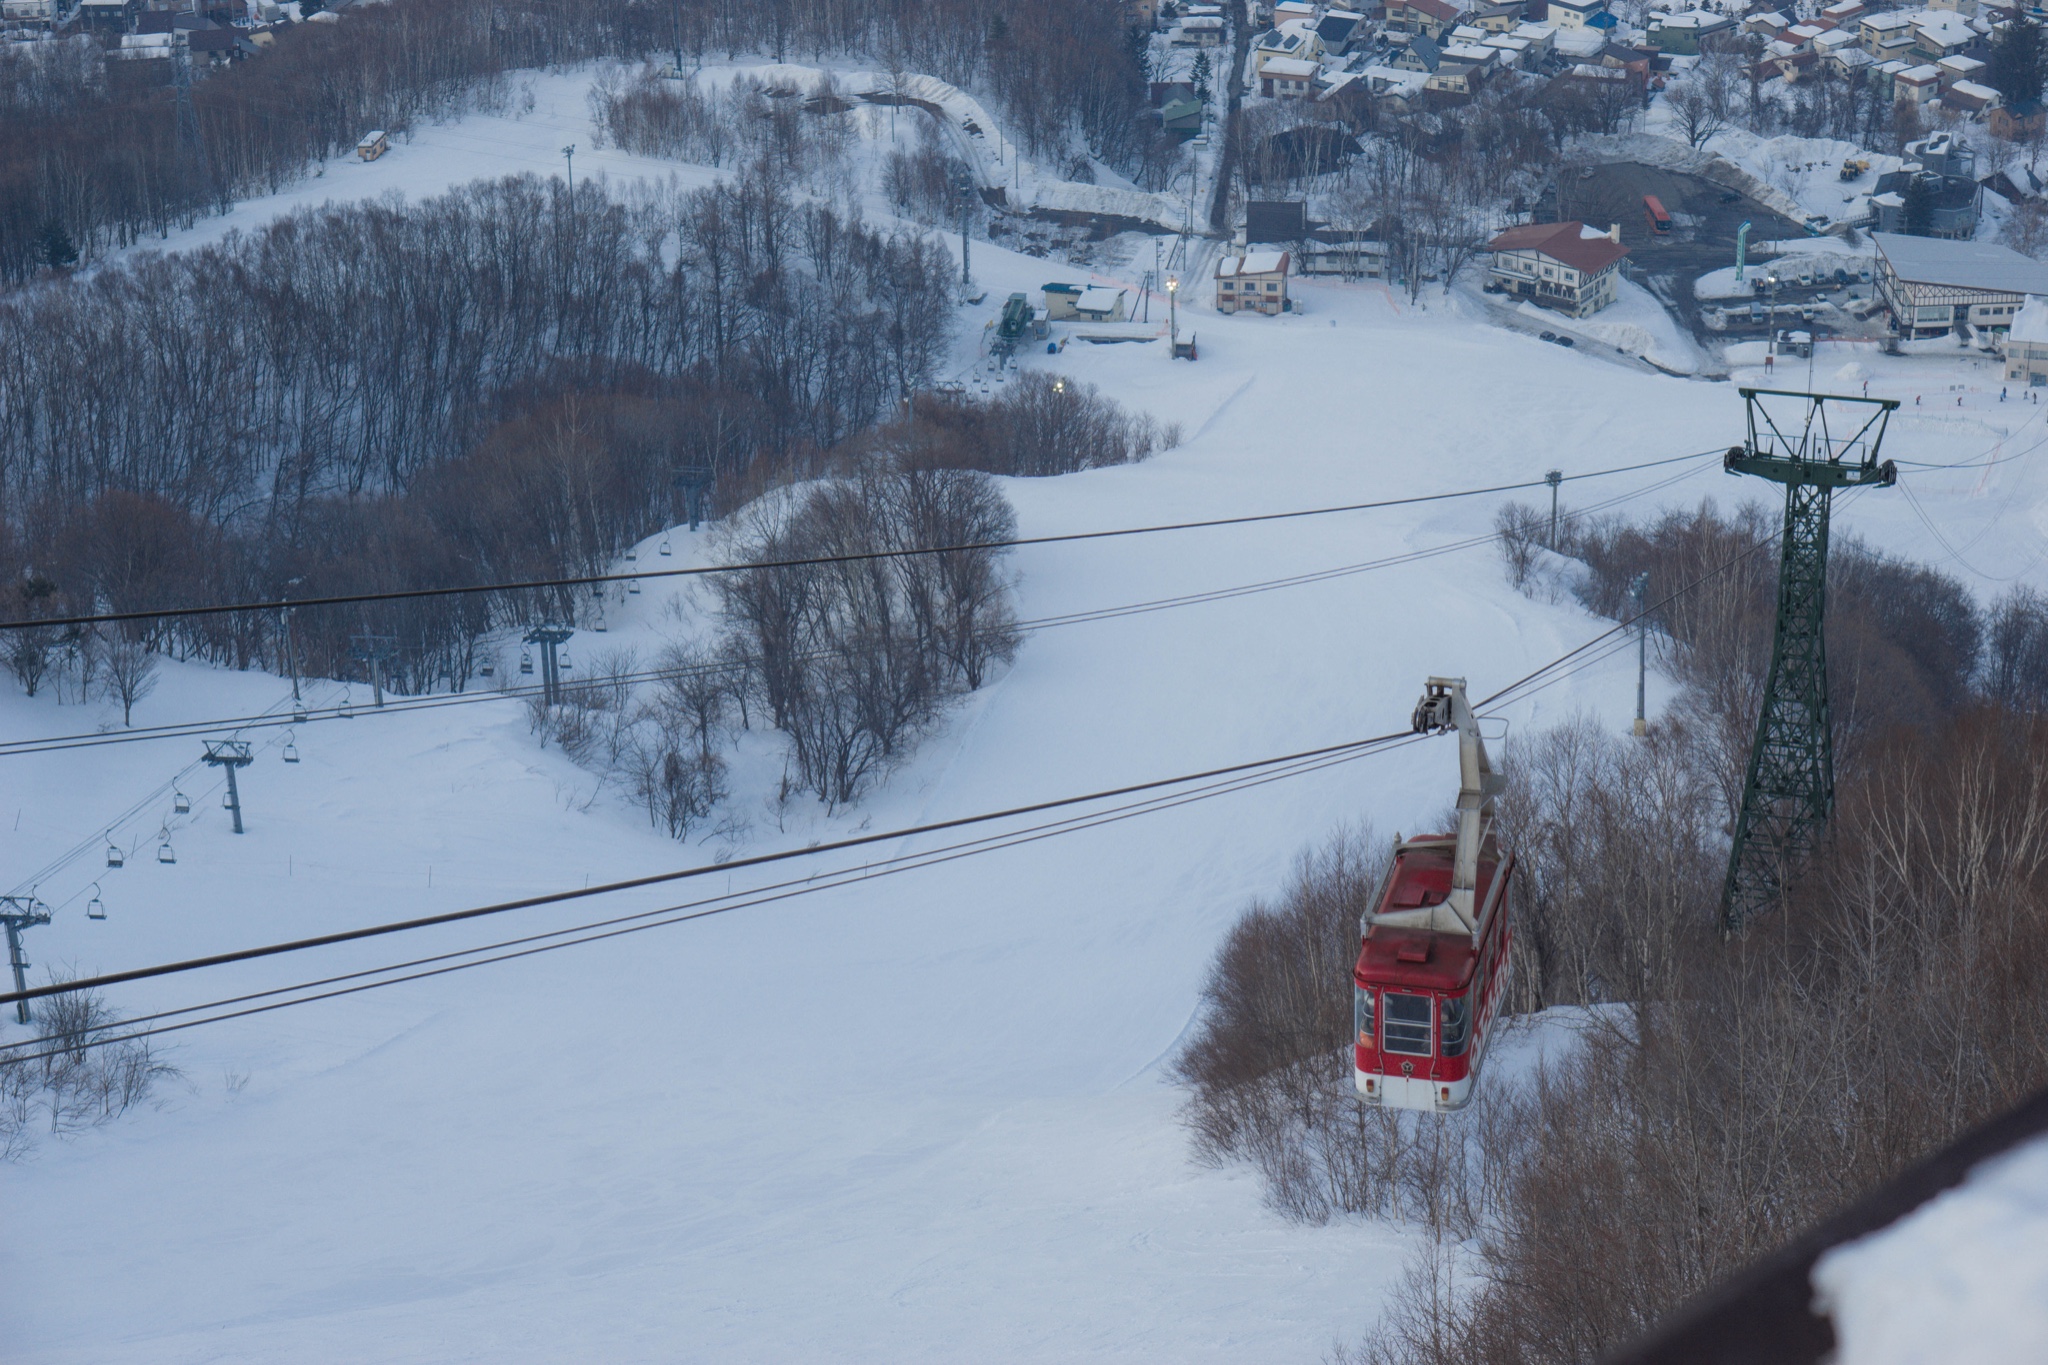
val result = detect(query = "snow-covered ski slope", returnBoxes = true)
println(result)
[8,67,2048,1365]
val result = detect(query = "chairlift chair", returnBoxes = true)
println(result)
[520,650,534,676]
[87,885,105,921]
[558,651,573,672]
[158,832,176,865]
[339,697,354,719]
[628,579,641,595]
[658,538,672,557]
[479,659,495,678]
[106,841,124,869]
[626,547,638,562]
[293,704,308,724]
[223,790,237,810]
[282,735,300,763]
[173,790,191,815]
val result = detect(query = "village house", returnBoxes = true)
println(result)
[1819,0,1867,22]
[1384,0,1466,40]
[1937,53,1987,89]
[1484,220,1628,317]
[1215,251,1291,314]
[1173,14,1225,44]
[1546,0,1609,28]
[1991,98,2048,140]
[1253,20,1325,74]
[1859,10,1918,58]
[1911,11,1978,63]
[1894,63,1940,101]
[1261,55,1321,95]
[1648,10,1737,53]
[1946,80,2001,114]
[1072,286,1129,322]
[1746,10,1790,37]
[1317,9,1367,51]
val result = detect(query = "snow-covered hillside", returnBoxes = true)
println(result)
[7,67,2048,1365]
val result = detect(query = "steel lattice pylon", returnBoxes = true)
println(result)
[1720,389,1898,933]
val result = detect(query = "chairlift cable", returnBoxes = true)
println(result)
[0,737,1424,1060]
[0,728,1420,1011]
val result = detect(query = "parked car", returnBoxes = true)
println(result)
[1554,335,1575,348]
[1539,330,1557,341]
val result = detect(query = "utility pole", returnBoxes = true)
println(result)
[1166,274,1179,354]
[951,168,973,289]
[203,740,255,835]
[1545,468,1564,548]
[281,601,301,705]
[562,144,576,215]
[523,626,575,707]
[350,635,398,707]
[1,895,52,1024]
[1720,389,1898,933]
[1630,570,1650,738]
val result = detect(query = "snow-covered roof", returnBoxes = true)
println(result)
[2008,295,2048,344]
[1074,286,1127,314]
[1484,33,1533,49]
[1813,28,1855,48]
[1218,251,1290,276]
[1362,63,1429,92]
[1898,63,1939,82]
[1655,10,1729,28]
[1950,79,2001,103]
[1914,11,1976,44]
[1262,56,1320,77]
[1939,54,1987,73]
[1553,25,1607,53]
[1442,42,1497,60]
[1861,12,1915,30]
[1876,233,2048,294]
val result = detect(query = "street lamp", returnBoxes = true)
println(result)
[1766,272,1780,358]
[1166,274,1180,354]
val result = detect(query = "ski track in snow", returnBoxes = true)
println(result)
[3,63,2048,1365]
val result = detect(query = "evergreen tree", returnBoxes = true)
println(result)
[1192,50,1212,102]
[37,222,77,270]
[1989,14,2045,108]
[1903,173,1936,236]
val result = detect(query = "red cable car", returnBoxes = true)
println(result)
[1353,677,1514,1112]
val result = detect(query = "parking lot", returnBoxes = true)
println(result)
[1553,161,1812,337]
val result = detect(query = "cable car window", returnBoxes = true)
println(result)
[1355,986,1375,1047]
[1382,993,1432,1055]
[1440,993,1470,1056]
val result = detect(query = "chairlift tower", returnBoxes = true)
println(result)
[523,625,575,706]
[1719,388,1897,933]
[1,894,52,1024]
[674,466,715,531]
[350,634,399,707]
[203,740,255,835]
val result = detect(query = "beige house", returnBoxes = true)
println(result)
[1216,250,1290,315]
[1485,220,1627,317]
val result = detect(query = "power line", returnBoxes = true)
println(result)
[0,451,1721,635]
[0,458,1719,761]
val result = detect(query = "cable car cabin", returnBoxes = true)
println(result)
[1354,677,1513,1113]
[1643,194,1672,235]
[1353,834,1513,1112]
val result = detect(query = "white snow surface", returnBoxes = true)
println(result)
[8,72,2048,1364]
[1814,1132,2048,1363]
